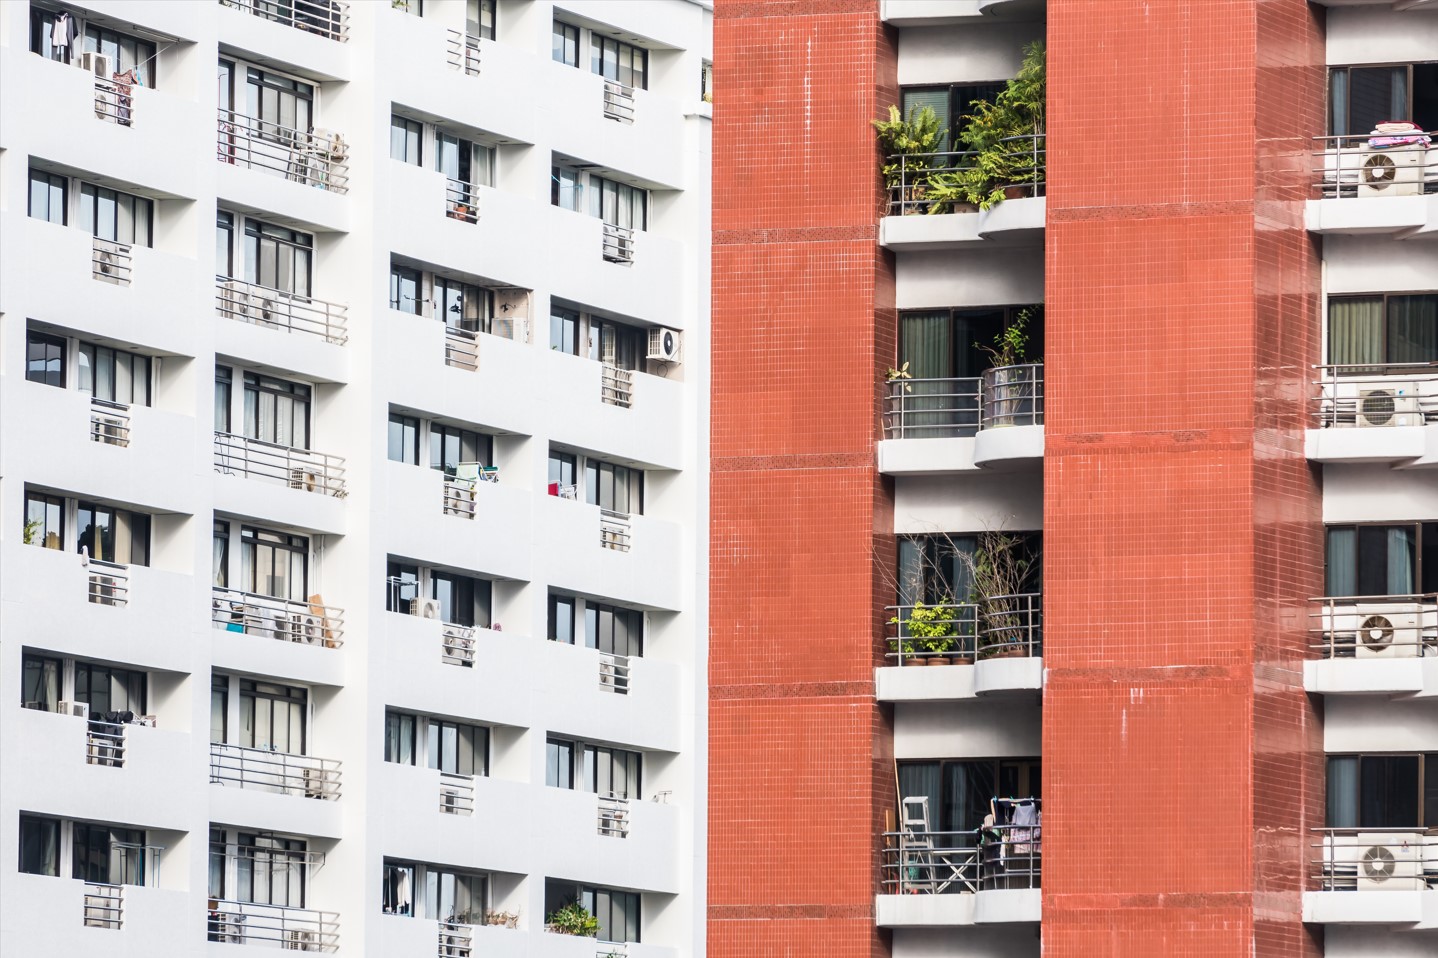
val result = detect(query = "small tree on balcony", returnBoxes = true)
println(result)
[958,532,1041,657]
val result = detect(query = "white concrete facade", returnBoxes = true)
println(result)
[0,1,710,956]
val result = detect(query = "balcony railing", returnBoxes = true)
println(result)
[93,76,135,127]
[603,81,636,123]
[439,772,475,816]
[882,822,1042,893]
[92,237,132,285]
[444,178,479,224]
[219,0,350,42]
[216,277,349,345]
[600,510,632,552]
[1311,133,1437,199]
[601,364,634,407]
[599,651,631,694]
[210,742,342,800]
[444,326,480,370]
[1311,828,1438,891]
[602,223,635,264]
[85,719,128,767]
[207,899,340,951]
[88,559,130,607]
[1308,594,1438,659]
[442,624,476,666]
[885,364,1046,439]
[885,135,1046,215]
[445,30,482,76]
[212,587,345,647]
[90,399,131,446]
[218,110,350,193]
[215,432,348,497]
[1311,364,1438,429]
[885,592,1042,665]
[439,920,473,958]
[83,882,124,929]
[598,793,630,837]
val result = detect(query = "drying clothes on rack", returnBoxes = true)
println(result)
[52,12,79,63]
[111,69,138,126]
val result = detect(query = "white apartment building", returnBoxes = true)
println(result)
[0,1,711,956]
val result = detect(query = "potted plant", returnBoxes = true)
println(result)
[872,104,944,214]
[962,532,1040,659]
[545,901,599,938]
[981,306,1042,427]
[484,909,520,929]
[937,41,1046,211]
[888,598,963,665]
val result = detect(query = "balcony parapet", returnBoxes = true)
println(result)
[209,741,342,800]
[216,277,349,345]
[212,587,345,647]
[215,432,348,497]
[219,0,349,42]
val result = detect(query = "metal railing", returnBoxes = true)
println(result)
[217,110,349,193]
[1311,364,1438,428]
[442,476,477,517]
[602,223,635,264]
[442,624,477,666]
[600,510,632,552]
[1311,828,1438,891]
[439,772,475,816]
[597,945,629,958]
[445,178,479,223]
[210,741,342,800]
[207,899,340,951]
[93,76,135,126]
[85,720,128,767]
[215,276,349,345]
[439,920,473,958]
[599,651,631,694]
[603,81,636,123]
[601,364,634,407]
[444,326,480,370]
[885,592,1042,665]
[90,399,132,446]
[92,236,133,285]
[1311,133,1437,199]
[88,559,130,607]
[598,793,630,837]
[1308,594,1438,659]
[214,432,348,497]
[885,134,1046,215]
[981,364,1044,428]
[83,882,124,929]
[884,377,981,438]
[212,587,345,647]
[445,30,482,76]
[882,823,1041,893]
[219,0,350,42]
[980,592,1043,658]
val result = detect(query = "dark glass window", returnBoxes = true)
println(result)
[78,343,151,406]
[243,372,311,449]
[897,758,1042,834]
[432,571,491,628]
[387,561,420,613]
[586,461,644,515]
[584,602,643,657]
[546,738,575,788]
[75,662,147,715]
[235,833,306,908]
[73,823,145,885]
[389,264,421,314]
[21,653,62,711]
[18,816,60,877]
[586,319,646,370]
[551,307,580,355]
[390,115,423,166]
[430,424,491,476]
[591,36,647,90]
[215,366,233,433]
[240,526,308,600]
[1325,523,1436,597]
[1327,754,1438,828]
[76,501,151,566]
[213,520,230,589]
[585,744,642,799]
[900,83,1007,154]
[25,493,64,550]
[588,176,646,231]
[244,66,313,133]
[388,412,420,465]
[468,0,495,40]
[552,21,579,67]
[240,679,306,754]
[84,24,157,88]
[427,718,487,775]
[548,450,577,493]
[549,594,576,644]
[1329,64,1438,138]
[25,330,66,387]
[216,210,234,278]
[551,165,582,212]
[385,711,417,766]
[243,219,312,296]
[29,7,71,63]
[28,168,67,225]
[79,183,153,247]
[1328,294,1438,368]
[435,276,491,332]
[211,674,229,744]
[543,880,640,944]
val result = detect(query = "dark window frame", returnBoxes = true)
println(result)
[1327,292,1438,368]
[28,168,67,225]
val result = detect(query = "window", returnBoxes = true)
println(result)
[243,219,313,296]
[240,679,306,754]
[211,675,229,744]
[546,737,575,788]
[589,175,646,231]
[73,823,146,885]
[585,602,643,657]
[387,561,420,613]
[79,183,153,247]
[236,834,306,908]
[552,21,579,67]
[241,526,308,600]
[468,0,495,41]
[550,307,580,354]
[551,164,582,212]
[549,594,576,644]
[585,744,642,799]
[591,36,647,90]
[390,114,423,165]
[1327,753,1438,828]
[432,571,492,628]
[901,83,1007,153]
[29,7,72,63]
[76,501,151,566]
[435,276,492,333]
[85,23,157,88]
[18,816,59,877]
[385,711,417,765]
[28,168,66,225]
[1328,294,1438,368]
[208,828,227,904]
[216,366,233,433]
[390,263,421,314]
[21,653,62,711]
[586,318,646,370]
[75,663,147,715]
[900,305,1044,381]
[435,133,493,189]
[25,330,66,387]
[1326,523,1437,597]
[543,880,640,944]
[898,758,1042,835]
[426,868,486,924]
[702,60,713,102]
[428,718,487,776]
[383,861,415,915]
[78,343,152,406]
[898,535,976,608]
[25,493,64,550]
[216,210,234,278]
[243,373,311,449]
[548,450,577,492]
[243,66,314,133]
[430,423,491,476]
[1329,63,1438,138]
[212,520,230,588]
[586,461,644,515]
[388,411,420,465]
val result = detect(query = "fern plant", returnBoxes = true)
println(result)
[944,41,1046,211]
[545,901,599,938]
[872,104,944,212]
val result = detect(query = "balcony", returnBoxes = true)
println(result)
[445,30,482,77]
[881,0,1046,22]
[215,277,348,345]
[5,873,187,947]
[602,223,636,265]
[218,0,350,42]
[444,326,480,370]
[880,365,1045,473]
[1304,594,1438,696]
[1303,828,1438,925]
[880,139,1047,250]
[212,587,344,648]
[537,497,683,612]
[877,818,1042,926]
[1306,133,1438,237]
[207,898,340,951]
[214,432,348,498]
[877,593,1043,700]
[1306,365,1438,465]
[210,741,341,801]
[604,81,637,124]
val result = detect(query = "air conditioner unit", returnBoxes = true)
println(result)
[302,766,327,800]
[255,295,280,326]
[411,597,442,619]
[284,928,318,951]
[58,700,90,720]
[647,327,682,363]
[93,411,127,444]
[1354,603,1424,658]
[1356,384,1422,428]
[80,52,114,78]
[441,787,462,813]
[220,280,250,317]
[1356,832,1425,890]
[90,575,117,604]
[1358,143,1426,198]
[288,468,320,492]
[297,613,324,644]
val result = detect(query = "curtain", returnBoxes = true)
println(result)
[899,312,958,438]
[1325,527,1356,596]
[1387,295,1438,365]
[897,763,942,833]
[1327,298,1383,367]
[896,539,924,608]
[1388,526,1416,595]
[1327,756,1358,826]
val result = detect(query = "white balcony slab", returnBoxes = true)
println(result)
[973,888,1041,923]
[381,613,534,730]
[877,893,976,927]
[540,351,687,472]
[973,656,1044,696]
[972,425,1044,469]
[1305,196,1438,237]
[1303,890,1426,924]
[208,776,343,840]
[211,469,347,537]
[533,935,677,958]
[65,0,205,38]
[541,61,685,191]
[1306,425,1438,465]
[876,664,978,701]
[882,0,987,22]
[881,198,1045,250]
[215,1,350,81]
[878,437,980,475]
[383,461,533,584]
[377,915,528,958]
[528,786,682,895]
[216,158,349,234]
[539,205,688,330]
[213,302,349,384]
[1303,658,1438,697]
[537,640,684,755]
[0,874,191,956]
[536,495,683,612]
[209,627,346,689]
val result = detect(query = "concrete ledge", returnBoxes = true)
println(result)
[1304,658,1438,697]
[880,198,1044,250]
[882,0,985,23]
[974,888,1041,924]
[876,893,976,927]
[972,425,1043,469]
[1306,425,1432,464]
[1303,890,1425,924]
[875,664,977,701]
[1305,196,1437,236]
[878,437,979,474]
[974,656,1044,696]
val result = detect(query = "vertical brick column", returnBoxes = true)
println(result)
[709,2,895,956]
[1041,2,1326,955]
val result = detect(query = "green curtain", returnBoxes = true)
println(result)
[1327,297,1383,367]
[899,312,958,437]
[1387,295,1438,365]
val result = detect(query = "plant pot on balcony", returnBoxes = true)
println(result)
[950,654,975,666]
[1002,186,1028,200]
[924,655,951,666]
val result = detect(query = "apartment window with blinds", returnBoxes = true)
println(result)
[243,372,311,449]
[80,183,153,247]
[76,501,150,566]
[28,168,67,225]
[1327,753,1438,828]
[79,343,152,406]
[1325,523,1438,597]
[552,21,579,68]
[1328,294,1438,367]
[585,461,644,515]
[901,83,1006,153]
[591,36,647,90]
[589,175,647,231]
[390,115,423,166]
